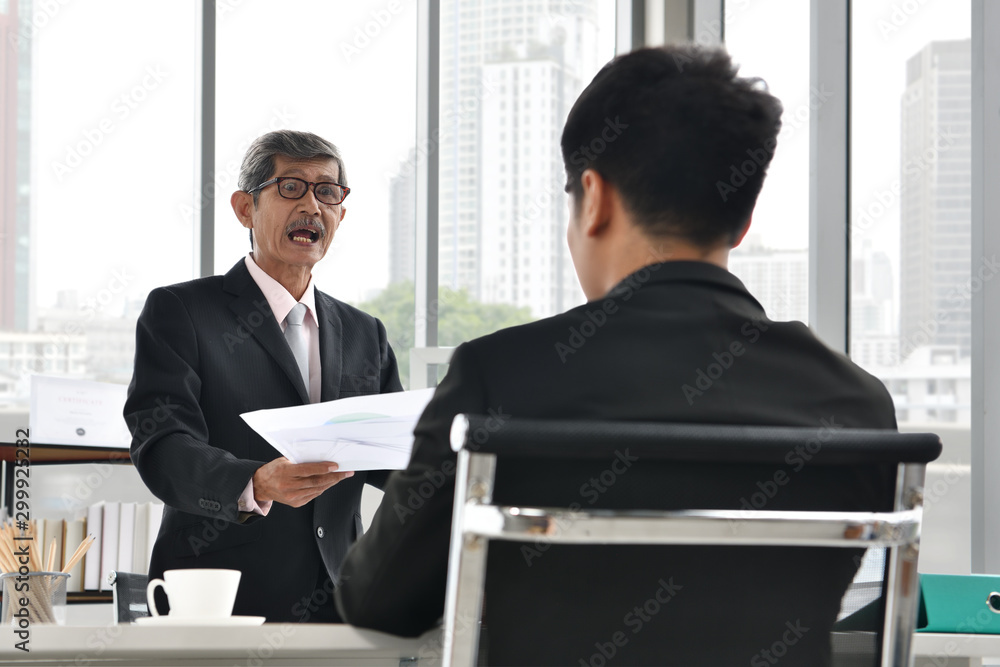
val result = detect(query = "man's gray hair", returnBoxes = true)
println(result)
[239,130,348,207]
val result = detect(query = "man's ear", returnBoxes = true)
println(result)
[579,169,612,239]
[231,190,254,229]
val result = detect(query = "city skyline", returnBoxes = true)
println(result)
[0,2,975,425]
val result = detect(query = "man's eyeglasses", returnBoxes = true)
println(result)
[248,177,350,205]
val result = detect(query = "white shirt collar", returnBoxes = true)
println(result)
[244,253,319,328]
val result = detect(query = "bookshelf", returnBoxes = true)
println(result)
[0,441,132,508]
[0,442,131,462]
[0,441,135,604]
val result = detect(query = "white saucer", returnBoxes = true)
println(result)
[134,615,265,627]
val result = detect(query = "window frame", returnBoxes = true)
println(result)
[970,0,1000,573]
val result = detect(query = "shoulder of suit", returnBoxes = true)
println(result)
[769,320,896,405]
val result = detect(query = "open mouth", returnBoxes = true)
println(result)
[288,227,320,244]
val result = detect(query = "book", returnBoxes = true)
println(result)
[62,518,86,593]
[83,502,104,591]
[117,502,136,573]
[42,518,65,572]
[99,501,121,591]
[131,502,149,576]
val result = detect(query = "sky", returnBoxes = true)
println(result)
[727,0,971,265]
[23,0,971,319]
[30,0,421,314]
[849,0,970,270]
[724,0,812,252]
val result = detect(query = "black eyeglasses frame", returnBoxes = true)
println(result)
[247,176,350,205]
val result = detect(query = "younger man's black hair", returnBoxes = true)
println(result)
[560,45,783,247]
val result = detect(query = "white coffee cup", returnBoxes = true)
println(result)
[146,568,241,618]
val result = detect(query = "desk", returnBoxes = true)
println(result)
[0,624,444,666]
[913,633,1000,666]
[0,626,994,666]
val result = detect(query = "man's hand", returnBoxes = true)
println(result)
[252,458,354,508]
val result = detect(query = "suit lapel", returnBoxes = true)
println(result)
[315,292,343,402]
[223,260,310,404]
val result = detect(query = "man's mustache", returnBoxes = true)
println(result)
[285,219,326,239]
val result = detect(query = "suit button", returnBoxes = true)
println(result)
[316,527,325,539]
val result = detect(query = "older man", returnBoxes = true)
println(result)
[126,130,401,623]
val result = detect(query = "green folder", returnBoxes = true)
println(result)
[917,573,1000,633]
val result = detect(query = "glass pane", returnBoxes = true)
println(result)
[0,0,198,414]
[426,0,616,361]
[215,0,418,387]
[850,0,971,573]
[725,0,811,324]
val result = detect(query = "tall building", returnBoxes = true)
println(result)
[850,238,897,367]
[0,0,33,331]
[852,248,894,336]
[899,39,971,359]
[478,54,583,315]
[388,149,417,285]
[851,238,899,352]
[875,345,970,425]
[437,0,599,318]
[729,238,808,323]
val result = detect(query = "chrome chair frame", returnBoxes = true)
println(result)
[441,416,938,667]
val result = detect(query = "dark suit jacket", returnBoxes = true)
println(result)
[335,261,897,665]
[125,259,402,622]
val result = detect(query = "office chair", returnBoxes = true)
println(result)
[108,571,150,623]
[443,416,941,667]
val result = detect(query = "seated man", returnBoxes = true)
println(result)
[126,130,402,623]
[336,45,896,664]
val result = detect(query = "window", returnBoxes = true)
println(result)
[850,0,972,574]
[725,0,811,324]
[215,0,417,310]
[2,4,993,576]
[214,1,418,387]
[0,0,199,409]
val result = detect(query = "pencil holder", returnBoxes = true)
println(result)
[1,571,70,626]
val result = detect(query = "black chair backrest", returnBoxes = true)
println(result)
[109,571,150,624]
[449,416,940,667]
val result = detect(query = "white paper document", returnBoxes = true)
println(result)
[240,389,436,471]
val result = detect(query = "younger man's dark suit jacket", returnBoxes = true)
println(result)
[125,259,402,622]
[336,261,897,666]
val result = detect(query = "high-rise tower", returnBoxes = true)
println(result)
[437,0,600,317]
[899,39,971,358]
